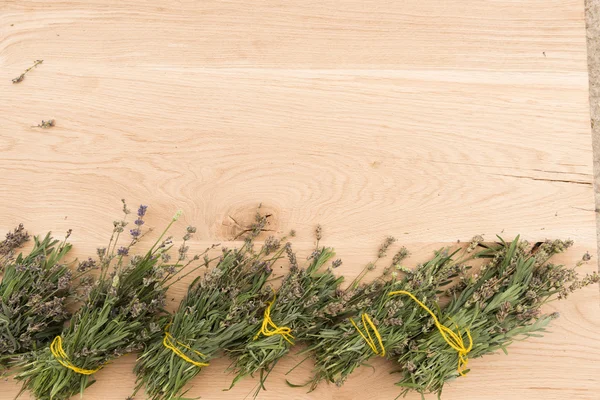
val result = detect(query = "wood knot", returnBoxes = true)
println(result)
[217,204,279,241]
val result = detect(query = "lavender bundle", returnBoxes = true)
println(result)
[0,227,72,364]
[13,204,192,400]
[303,242,465,391]
[133,212,279,400]
[393,237,600,397]
[225,232,345,396]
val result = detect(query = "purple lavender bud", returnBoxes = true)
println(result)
[77,258,97,272]
[130,229,141,238]
[134,218,145,226]
[117,247,129,256]
[137,205,148,217]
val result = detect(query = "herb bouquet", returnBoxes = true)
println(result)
[13,204,190,400]
[225,234,345,395]
[133,213,280,400]
[393,237,600,397]
[303,240,468,391]
[0,227,73,364]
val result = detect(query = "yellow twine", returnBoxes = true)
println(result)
[349,313,386,357]
[389,290,473,376]
[50,336,102,375]
[162,323,209,367]
[253,292,294,345]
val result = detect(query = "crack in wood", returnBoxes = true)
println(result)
[493,174,593,186]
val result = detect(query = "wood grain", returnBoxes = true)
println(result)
[0,1,597,399]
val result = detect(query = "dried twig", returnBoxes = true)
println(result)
[12,60,43,84]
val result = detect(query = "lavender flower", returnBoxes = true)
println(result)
[137,205,148,217]
[96,248,106,259]
[0,224,29,268]
[129,205,149,239]
[57,270,72,291]
[77,258,97,273]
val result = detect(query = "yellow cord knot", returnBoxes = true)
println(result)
[50,336,103,375]
[349,313,385,357]
[389,290,473,376]
[254,292,294,345]
[162,323,210,368]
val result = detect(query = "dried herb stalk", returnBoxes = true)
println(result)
[12,60,43,84]
[394,237,600,397]
[13,204,191,400]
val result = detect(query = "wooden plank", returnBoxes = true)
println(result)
[0,1,596,399]
[0,1,589,70]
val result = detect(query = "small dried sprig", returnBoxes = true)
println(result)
[347,236,398,290]
[0,230,72,367]
[315,224,322,247]
[13,204,190,400]
[32,119,55,129]
[12,60,43,84]
[394,236,600,397]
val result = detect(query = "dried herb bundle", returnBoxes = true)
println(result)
[225,240,344,395]
[394,237,600,397]
[0,229,72,365]
[133,212,278,400]
[303,245,465,390]
[13,204,191,400]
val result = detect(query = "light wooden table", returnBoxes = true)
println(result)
[1,1,598,399]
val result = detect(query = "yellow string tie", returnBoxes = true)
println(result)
[254,292,294,345]
[162,324,210,368]
[349,313,386,357]
[50,336,103,375]
[389,290,473,376]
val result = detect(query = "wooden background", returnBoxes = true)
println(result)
[1,1,598,399]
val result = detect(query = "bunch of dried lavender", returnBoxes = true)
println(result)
[13,204,194,400]
[133,212,280,400]
[0,229,72,365]
[225,233,345,396]
[394,237,600,397]
[302,243,465,391]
